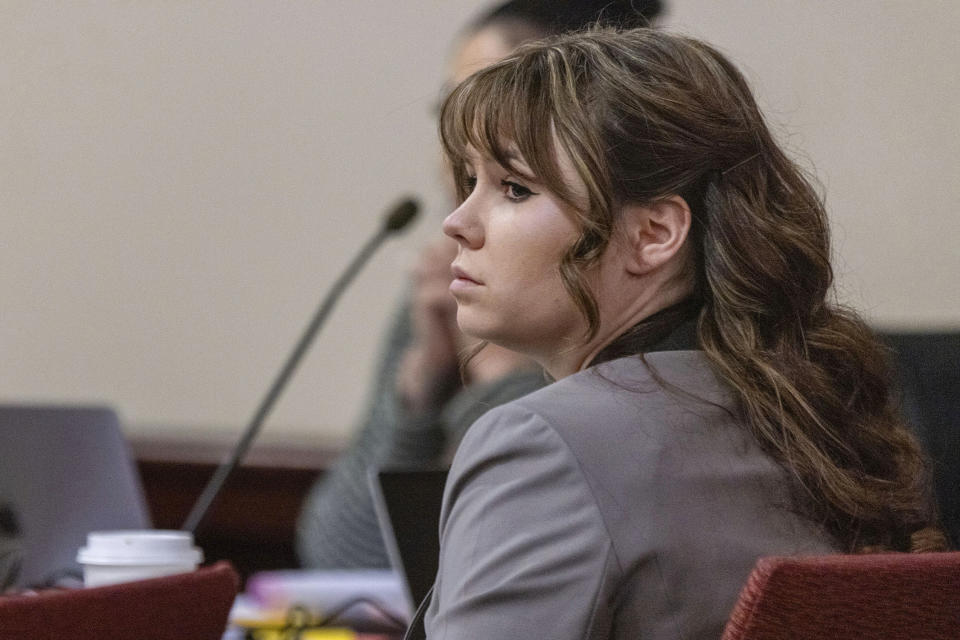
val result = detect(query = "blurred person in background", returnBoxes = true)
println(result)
[0,502,21,592]
[296,0,664,570]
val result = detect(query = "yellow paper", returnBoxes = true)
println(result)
[240,628,355,640]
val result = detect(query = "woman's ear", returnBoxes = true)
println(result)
[618,195,692,275]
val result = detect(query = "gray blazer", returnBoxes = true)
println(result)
[424,351,837,640]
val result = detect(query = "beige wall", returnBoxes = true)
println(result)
[663,0,960,327]
[2,2,957,447]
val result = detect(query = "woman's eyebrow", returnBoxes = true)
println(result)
[502,145,526,163]
[502,150,535,178]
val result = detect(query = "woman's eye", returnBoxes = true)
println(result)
[502,180,536,201]
[462,175,477,193]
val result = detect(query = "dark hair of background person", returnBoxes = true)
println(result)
[473,0,663,46]
[439,27,948,554]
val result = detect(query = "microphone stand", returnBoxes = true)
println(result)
[182,199,419,533]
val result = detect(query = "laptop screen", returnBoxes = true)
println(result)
[369,469,447,612]
[0,405,150,587]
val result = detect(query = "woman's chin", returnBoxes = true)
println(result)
[455,319,492,344]
[455,311,505,346]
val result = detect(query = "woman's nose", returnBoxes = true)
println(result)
[442,197,483,249]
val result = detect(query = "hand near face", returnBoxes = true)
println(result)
[395,235,462,413]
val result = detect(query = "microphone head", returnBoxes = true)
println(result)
[383,197,420,233]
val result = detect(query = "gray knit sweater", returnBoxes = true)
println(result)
[295,300,545,568]
[0,502,22,590]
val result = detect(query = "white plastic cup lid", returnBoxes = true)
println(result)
[77,530,203,566]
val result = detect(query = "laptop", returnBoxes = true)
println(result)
[369,469,448,614]
[0,404,151,587]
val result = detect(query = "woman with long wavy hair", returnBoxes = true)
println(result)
[417,27,946,640]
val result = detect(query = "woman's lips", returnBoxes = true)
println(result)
[450,264,482,293]
[451,265,480,283]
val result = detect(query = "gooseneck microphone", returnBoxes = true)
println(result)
[182,197,420,533]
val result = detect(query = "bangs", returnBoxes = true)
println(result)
[439,51,581,208]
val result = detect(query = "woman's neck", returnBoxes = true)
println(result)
[540,284,695,379]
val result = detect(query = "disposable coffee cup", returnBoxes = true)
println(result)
[77,530,203,588]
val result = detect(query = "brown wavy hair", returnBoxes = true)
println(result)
[439,28,946,553]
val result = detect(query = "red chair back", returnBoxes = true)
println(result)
[0,561,239,640]
[722,552,960,640]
